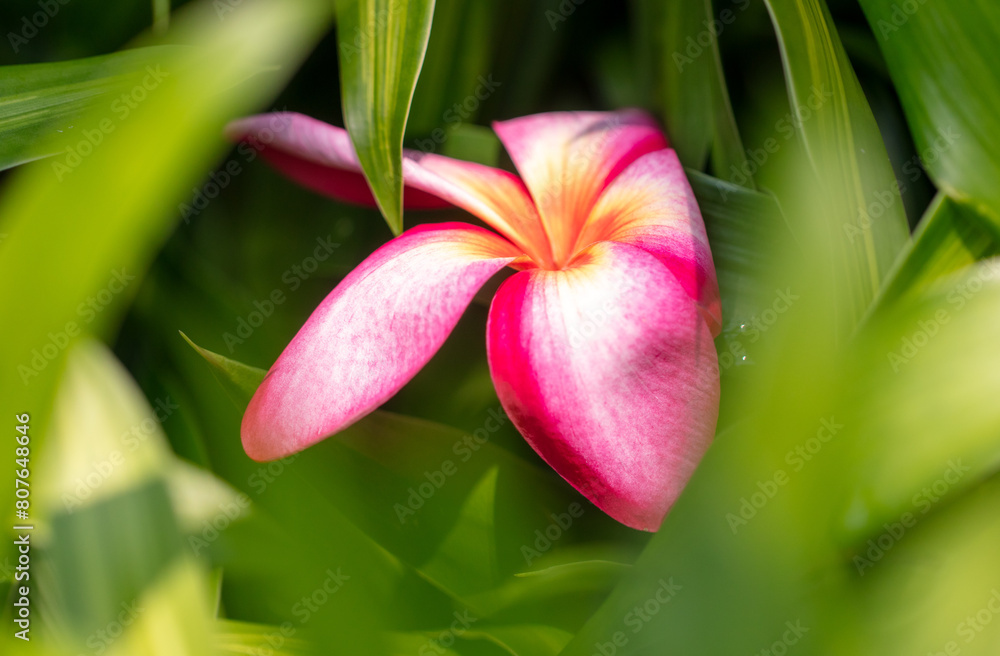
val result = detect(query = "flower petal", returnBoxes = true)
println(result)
[486,241,719,531]
[226,113,553,265]
[492,110,668,265]
[401,153,555,267]
[225,112,450,209]
[575,149,721,336]
[242,222,521,461]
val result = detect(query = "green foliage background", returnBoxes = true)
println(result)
[1,0,999,654]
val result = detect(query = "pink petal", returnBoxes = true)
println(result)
[225,112,450,210]
[575,149,721,336]
[400,153,555,267]
[486,241,719,531]
[226,113,553,265]
[242,222,521,461]
[492,110,668,266]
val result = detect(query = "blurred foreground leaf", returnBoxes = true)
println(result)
[0,47,176,171]
[763,0,909,330]
[215,620,312,656]
[0,4,334,652]
[20,340,216,656]
[0,0,332,534]
[463,624,573,655]
[840,258,1000,542]
[855,474,1000,656]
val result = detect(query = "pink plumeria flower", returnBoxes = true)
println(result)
[225,110,721,531]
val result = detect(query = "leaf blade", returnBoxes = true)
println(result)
[0,47,176,171]
[857,0,1000,224]
[762,0,910,329]
[335,0,437,234]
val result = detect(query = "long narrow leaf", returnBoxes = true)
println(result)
[857,0,1000,224]
[0,48,175,171]
[335,0,437,234]
[763,0,910,331]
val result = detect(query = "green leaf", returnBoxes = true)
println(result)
[407,0,497,137]
[467,559,630,616]
[215,621,313,656]
[439,124,501,167]
[559,420,826,655]
[31,340,215,655]
[180,331,265,410]
[418,467,501,600]
[463,625,574,656]
[0,47,176,171]
[35,341,174,515]
[335,0,437,235]
[688,169,789,321]
[658,0,713,169]
[838,259,1000,543]
[867,193,1000,317]
[0,0,332,495]
[175,336,613,621]
[153,0,171,34]
[857,0,1000,224]
[385,633,463,656]
[852,475,1000,656]
[638,0,751,183]
[763,0,910,328]
[47,480,184,636]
